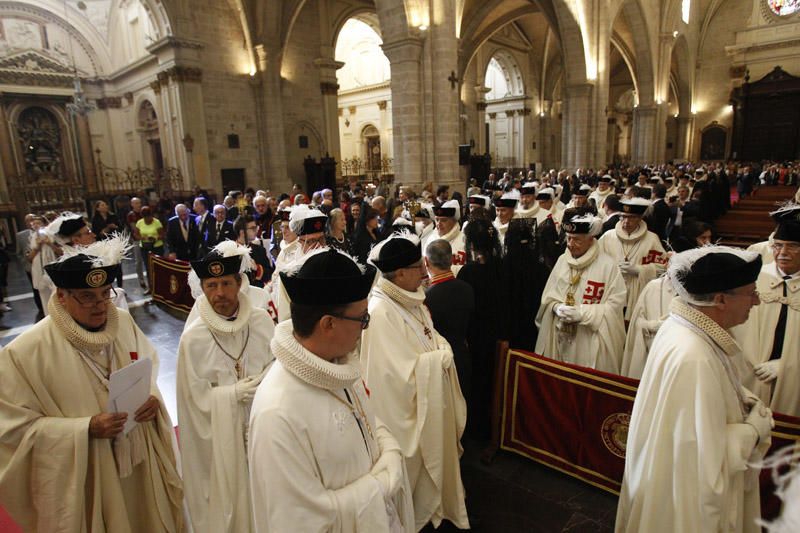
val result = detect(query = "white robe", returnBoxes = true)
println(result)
[269,239,301,322]
[514,203,540,220]
[0,304,184,532]
[589,188,614,215]
[534,203,564,229]
[29,232,57,316]
[598,221,666,321]
[493,218,510,249]
[177,292,275,532]
[616,305,768,533]
[361,278,469,530]
[534,242,627,373]
[422,224,466,275]
[248,321,414,533]
[620,277,674,379]
[734,264,800,416]
[746,234,774,265]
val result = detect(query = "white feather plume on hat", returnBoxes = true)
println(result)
[59,233,131,267]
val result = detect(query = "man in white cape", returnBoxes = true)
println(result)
[269,205,327,322]
[361,231,470,531]
[177,244,275,532]
[535,214,626,373]
[598,197,666,321]
[0,235,184,532]
[532,187,565,228]
[616,246,774,533]
[423,199,466,274]
[589,175,615,213]
[249,247,414,532]
[620,274,674,378]
[735,206,800,416]
[514,182,540,220]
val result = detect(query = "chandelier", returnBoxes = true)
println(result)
[63,0,96,116]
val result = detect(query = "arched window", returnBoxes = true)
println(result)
[682,0,691,24]
[767,0,800,16]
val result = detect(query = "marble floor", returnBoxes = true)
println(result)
[1,255,617,532]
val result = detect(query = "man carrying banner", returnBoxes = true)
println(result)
[177,243,275,532]
[361,231,469,531]
[0,235,184,532]
[535,213,626,373]
[616,246,773,533]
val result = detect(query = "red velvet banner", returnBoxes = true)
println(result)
[500,350,637,494]
[500,348,800,511]
[149,254,194,313]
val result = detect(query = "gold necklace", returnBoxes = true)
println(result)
[209,325,251,379]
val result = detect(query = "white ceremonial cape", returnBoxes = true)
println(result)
[249,320,414,533]
[616,300,769,533]
[422,225,466,274]
[534,203,565,229]
[177,292,275,533]
[361,277,469,531]
[30,233,57,316]
[184,283,272,331]
[589,188,614,213]
[269,239,301,322]
[746,234,774,265]
[620,276,674,379]
[734,264,800,416]
[0,300,184,533]
[514,203,540,220]
[598,221,666,320]
[534,242,626,373]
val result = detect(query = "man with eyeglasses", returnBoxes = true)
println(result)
[736,203,800,416]
[361,231,470,531]
[249,247,414,532]
[233,214,273,287]
[0,234,184,532]
[178,243,275,532]
[617,246,772,533]
[270,205,328,323]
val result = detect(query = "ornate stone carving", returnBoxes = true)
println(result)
[124,92,134,104]
[730,65,747,80]
[377,100,387,110]
[476,102,488,111]
[18,106,62,181]
[488,112,497,119]
[348,106,357,115]
[0,50,81,88]
[505,110,516,117]
[150,81,162,94]
[159,66,203,85]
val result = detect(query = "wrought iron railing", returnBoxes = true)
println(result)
[96,161,185,194]
[10,179,87,213]
[340,156,393,182]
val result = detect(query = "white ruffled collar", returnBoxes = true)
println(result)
[197,291,252,334]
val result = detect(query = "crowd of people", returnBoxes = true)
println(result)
[1,158,800,532]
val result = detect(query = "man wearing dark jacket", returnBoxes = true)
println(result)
[205,204,236,249]
[166,203,200,261]
[424,239,475,400]
[647,184,672,241]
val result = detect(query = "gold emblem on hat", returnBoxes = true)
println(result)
[86,269,108,288]
[623,205,631,213]
[208,261,224,277]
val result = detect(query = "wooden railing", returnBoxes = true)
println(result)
[96,161,185,195]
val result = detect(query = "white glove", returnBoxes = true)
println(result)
[370,449,402,498]
[618,261,640,277]
[754,360,781,383]
[234,375,261,403]
[555,304,582,324]
[745,400,775,443]
[642,319,664,335]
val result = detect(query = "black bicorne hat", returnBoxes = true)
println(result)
[281,248,376,305]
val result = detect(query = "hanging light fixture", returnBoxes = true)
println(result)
[63,0,96,116]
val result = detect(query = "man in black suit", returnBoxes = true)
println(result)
[423,238,475,401]
[646,184,672,241]
[166,203,200,261]
[206,204,236,249]
[193,197,212,255]
[233,214,273,287]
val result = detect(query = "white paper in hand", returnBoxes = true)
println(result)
[107,358,152,435]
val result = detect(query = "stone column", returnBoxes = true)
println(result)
[631,104,657,164]
[255,44,290,192]
[562,83,594,169]
[475,86,490,153]
[74,113,97,193]
[382,37,424,187]
[675,115,693,161]
[314,57,344,164]
[428,0,460,188]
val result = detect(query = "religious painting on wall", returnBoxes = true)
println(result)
[700,125,726,161]
[17,106,63,181]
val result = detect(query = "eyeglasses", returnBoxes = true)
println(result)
[68,287,118,308]
[772,242,800,253]
[330,311,370,330]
